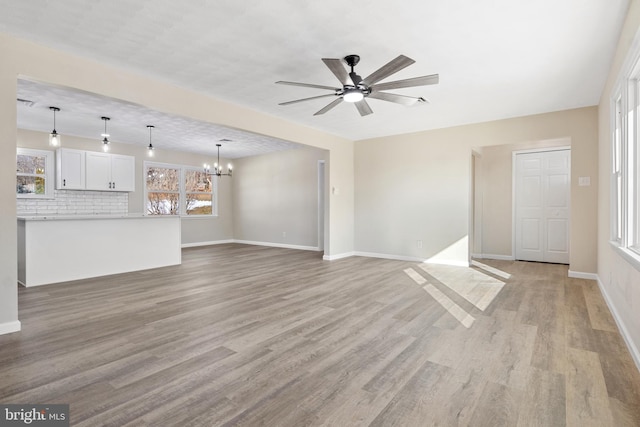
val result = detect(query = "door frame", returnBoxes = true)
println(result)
[511,142,571,260]
[317,160,326,253]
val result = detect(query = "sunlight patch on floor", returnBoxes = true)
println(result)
[471,260,512,280]
[403,267,475,328]
[418,263,505,311]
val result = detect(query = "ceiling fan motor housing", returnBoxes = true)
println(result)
[344,54,360,67]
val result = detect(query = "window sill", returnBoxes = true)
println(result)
[180,215,219,220]
[610,241,640,273]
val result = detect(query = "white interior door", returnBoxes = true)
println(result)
[515,149,570,264]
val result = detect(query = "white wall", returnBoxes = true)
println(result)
[233,147,328,250]
[0,51,18,334]
[478,138,574,259]
[597,0,640,368]
[355,106,599,271]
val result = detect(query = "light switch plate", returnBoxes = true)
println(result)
[578,176,591,186]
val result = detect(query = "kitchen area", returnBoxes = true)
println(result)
[17,146,181,287]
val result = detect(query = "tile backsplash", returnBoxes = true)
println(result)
[17,190,128,216]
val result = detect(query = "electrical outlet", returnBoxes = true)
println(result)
[417,240,423,249]
[282,231,287,238]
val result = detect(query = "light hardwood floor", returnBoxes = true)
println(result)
[1,244,639,426]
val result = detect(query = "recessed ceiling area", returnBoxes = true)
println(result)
[0,0,630,143]
[16,79,303,159]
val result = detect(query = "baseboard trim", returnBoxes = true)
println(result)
[596,276,640,373]
[0,320,21,336]
[233,240,320,252]
[568,270,598,280]
[354,251,425,262]
[352,251,469,267]
[182,239,234,248]
[473,253,515,261]
[425,259,470,267]
[323,252,355,261]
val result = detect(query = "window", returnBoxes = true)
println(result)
[146,165,180,215]
[184,169,213,215]
[16,148,54,198]
[612,94,623,243]
[610,36,640,267]
[144,162,216,216]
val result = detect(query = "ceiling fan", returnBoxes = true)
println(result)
[276,54,439,116]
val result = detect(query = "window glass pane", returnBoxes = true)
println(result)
[17,176,46,194]
[617,175,623,240]
[146,167,179,191]
[146,192,179,215]
[186,193,212,215]
[16,154,46,175]
[185,170,211,193]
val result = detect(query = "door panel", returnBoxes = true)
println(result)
[515,149,570,264]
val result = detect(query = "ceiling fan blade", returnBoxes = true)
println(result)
[276,81,337,91]
[368,91,426,106]
[370,74,439,91]
[363,55,415,86]
[354,99,373,116]
[314,98,343,115]
[279,93,337,106]
[322,58,349,85]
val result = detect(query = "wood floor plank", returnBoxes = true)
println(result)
[565,346,614,427]
[516,368,566,427]
[0,245,637,426]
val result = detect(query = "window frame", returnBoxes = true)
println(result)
[610,32,640,271]
[143,161,217,217]
[16,148,54,199]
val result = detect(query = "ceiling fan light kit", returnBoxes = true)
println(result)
[276,54,439,116]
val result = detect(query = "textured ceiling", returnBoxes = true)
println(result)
[0,0,630,153]
[16,79,302,159]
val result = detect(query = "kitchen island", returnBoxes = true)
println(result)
[17,214,181,287]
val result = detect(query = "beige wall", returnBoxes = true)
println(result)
[598,0,640,366]
[17,129,235,245]
[233,147,328,249]
[0,50,18,330]
[0,32,355,332]
[355,106,599,270]
[478,138,574,259]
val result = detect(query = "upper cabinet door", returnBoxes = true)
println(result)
[56,148,86,190]
[85,152,112,191]
[110,154,135,192]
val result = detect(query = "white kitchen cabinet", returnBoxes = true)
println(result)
[56,148,86,189]
[85,152,135,191]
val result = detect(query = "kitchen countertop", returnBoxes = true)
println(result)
[17,213,177,221]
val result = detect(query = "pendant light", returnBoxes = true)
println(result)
[204,143,233,177]
[147,125,155,157]
[101,116,110,152]
[48,106,61,147]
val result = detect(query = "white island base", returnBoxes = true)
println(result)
[17,215,181,287]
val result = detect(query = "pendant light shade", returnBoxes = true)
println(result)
[49,106,61,147]
[147,125,155,157]
[101,116,110,152]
